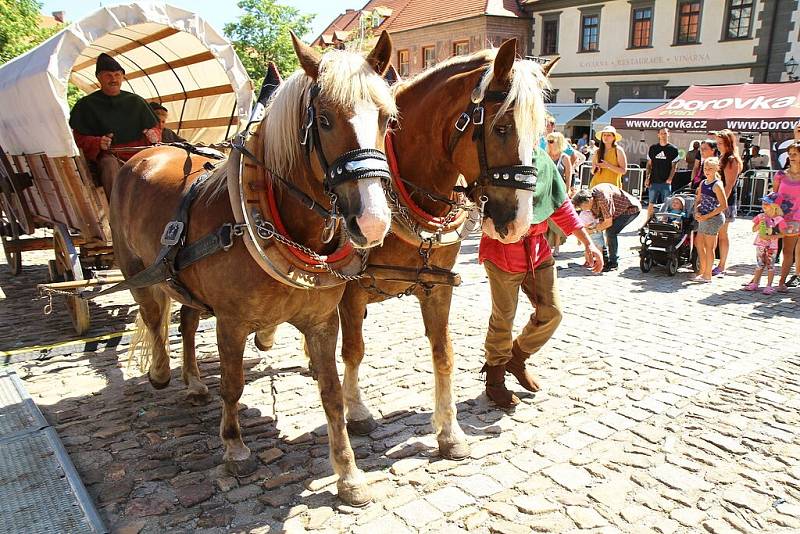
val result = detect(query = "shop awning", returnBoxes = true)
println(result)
[546,103,596,126]
[611,82,800,132]
[593,99,668,130]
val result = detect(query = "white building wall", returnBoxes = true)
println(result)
[786,7,800,81]
[533,0,764,108]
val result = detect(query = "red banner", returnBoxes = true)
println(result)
[613,82,800,132]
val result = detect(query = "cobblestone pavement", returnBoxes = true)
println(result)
[2,215,800,534]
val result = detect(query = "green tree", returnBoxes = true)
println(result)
[0,0,61,64]
[224,0,314,82]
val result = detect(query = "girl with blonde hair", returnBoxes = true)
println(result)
[694,157,728,282]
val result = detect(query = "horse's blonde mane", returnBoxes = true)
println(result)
[263,50,396,177]
[202,49,397,196]
[395,48,550,148]
[472,57,551,148]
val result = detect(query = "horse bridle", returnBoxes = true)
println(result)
[301,83,392,195]
[448,74,538,198]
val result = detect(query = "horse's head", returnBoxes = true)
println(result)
[444,40,552,244]
[273,31,396,249]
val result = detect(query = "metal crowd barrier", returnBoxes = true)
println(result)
[737,169,778,215]
[576,164,647,201]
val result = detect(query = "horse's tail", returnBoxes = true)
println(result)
[127,297,172,373]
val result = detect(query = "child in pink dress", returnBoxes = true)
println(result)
[744,193,787,294]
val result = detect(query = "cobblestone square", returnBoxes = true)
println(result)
[2,214,799,533]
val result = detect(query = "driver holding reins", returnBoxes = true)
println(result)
[69,53,161,198]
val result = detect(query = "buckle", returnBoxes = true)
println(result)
[300,105,314,146]
[454,112,471,132]
[221,224,234,251]
[472,106,484,125]
[160,221,184,246]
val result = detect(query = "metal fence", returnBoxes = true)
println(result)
[576,164,647,201]
[576,166,779,215]
[737,169,779,215]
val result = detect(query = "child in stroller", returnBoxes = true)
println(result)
[639,190,698,275]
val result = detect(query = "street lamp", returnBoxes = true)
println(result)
[786,57,799,82]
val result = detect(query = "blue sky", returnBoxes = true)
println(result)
[39,1,352,41]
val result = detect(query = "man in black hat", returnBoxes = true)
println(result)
[69,52,161,198]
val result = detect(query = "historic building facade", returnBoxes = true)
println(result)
[522,0,799,108]
[314,1,530,77]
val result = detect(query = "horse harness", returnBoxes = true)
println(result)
[368,74,542,298]
[78,77,542,306]
[81,82,394,307]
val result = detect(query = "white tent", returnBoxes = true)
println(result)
[0,2,253,157]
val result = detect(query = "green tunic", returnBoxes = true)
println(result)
[531,147,568,225]
[69,90,158,145]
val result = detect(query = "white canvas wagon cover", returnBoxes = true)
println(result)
[0,2,253,157]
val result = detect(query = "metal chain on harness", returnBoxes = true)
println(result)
[251,211,369,282]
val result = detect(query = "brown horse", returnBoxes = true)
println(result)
[334,40,552,458]
[110,33,396,506]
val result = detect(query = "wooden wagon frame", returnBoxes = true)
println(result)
[0,2,252,334]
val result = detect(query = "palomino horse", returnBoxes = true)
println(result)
[336,40,551,457]
[110,33,396,506]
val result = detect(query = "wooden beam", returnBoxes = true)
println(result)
[166,116,239,130]
[125,51,216,81]
[72,28,181,72]
[146,84,234,104]
[2,236,53,253]
[38,274,125,291]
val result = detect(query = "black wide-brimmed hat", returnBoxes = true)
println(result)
[95,53,125,75]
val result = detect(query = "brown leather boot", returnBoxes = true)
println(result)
[481,363,520,408]
[506,341,541,392]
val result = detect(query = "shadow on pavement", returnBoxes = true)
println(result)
[0,262,138,352]
[14,344,479,532]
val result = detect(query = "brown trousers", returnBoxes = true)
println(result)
[97,154,122,201]
[483,258,562,366]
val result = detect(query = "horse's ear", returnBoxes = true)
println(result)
[290,31,320,79]
[542,56,560,77]
[366,30,392,76]
[493,38,517,82]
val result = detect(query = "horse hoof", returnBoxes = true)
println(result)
[347,417,377,436]
[186,391,210,405]
[337,480,372,507]
[147,371,170,390]
[439,440,470,461]
[254,332,274,351]
[225,455,258,478]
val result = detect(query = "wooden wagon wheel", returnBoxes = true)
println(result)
[52,223,90,335]
[1,198,22,275]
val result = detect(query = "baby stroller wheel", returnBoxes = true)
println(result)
[690,249,699,272]
[667,255,679,276]
[640,253,653,273]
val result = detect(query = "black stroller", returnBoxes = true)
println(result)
[639,189,698,276]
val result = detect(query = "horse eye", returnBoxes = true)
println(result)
[495,124,511,136]
[317,114,332,130]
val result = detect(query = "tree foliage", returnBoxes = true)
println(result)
[224,0,314,83]
[0,0,61,64]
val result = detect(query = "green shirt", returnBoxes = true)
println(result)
[69,90,158,145]
[531,147,568,224]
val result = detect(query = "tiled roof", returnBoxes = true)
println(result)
[313,0,412,46]
[389,0,526,33]
[313,9,361,46]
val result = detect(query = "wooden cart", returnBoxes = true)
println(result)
[0,2,252,334]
